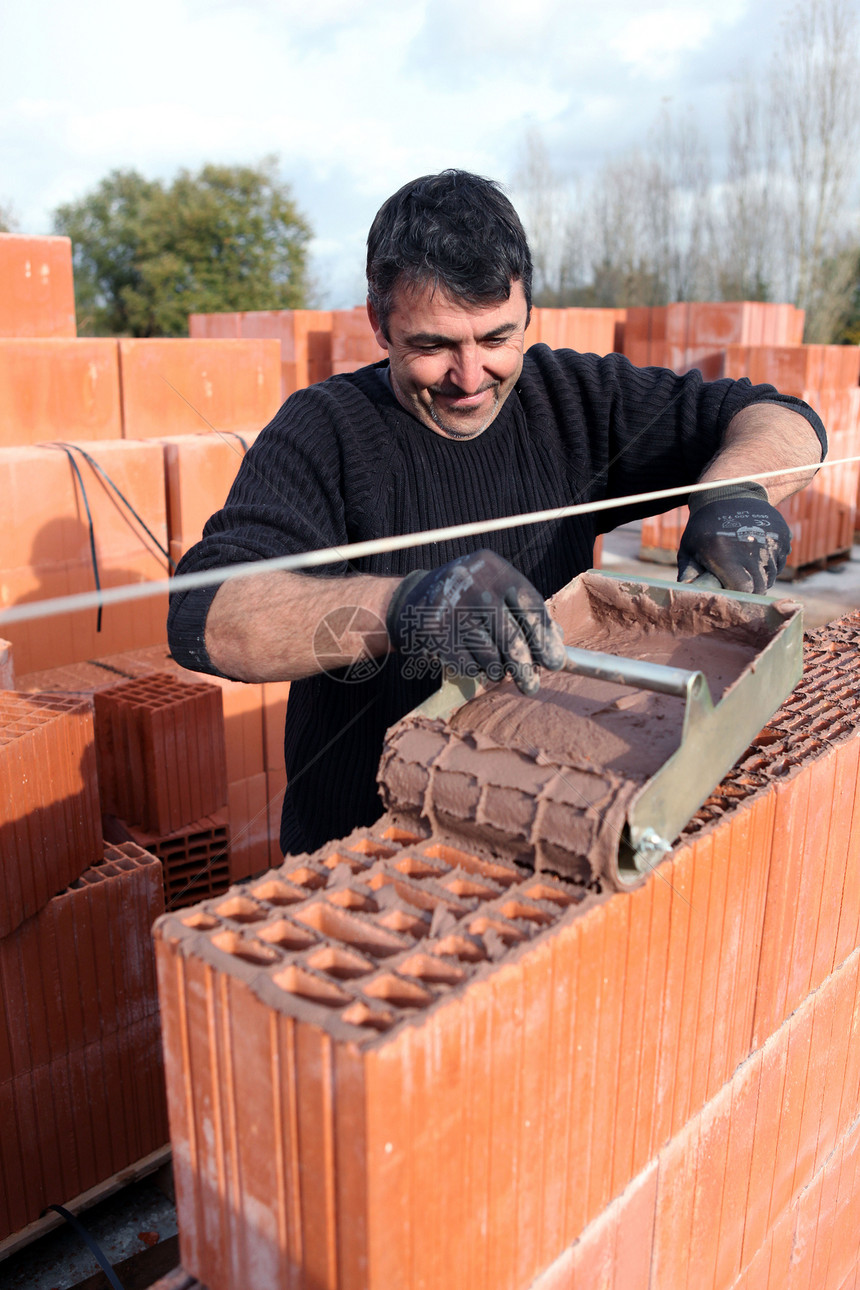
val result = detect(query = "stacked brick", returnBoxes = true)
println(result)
[526,306,625,355]
[18,644,286,892]
[0,439,170,674]
[0,843,168,1242]
[153,608,860,1289]
[0,690,101,936]
[89,671,230,910]
[190,308,333,398]
[623,301,805,371]
[629,307,860,575]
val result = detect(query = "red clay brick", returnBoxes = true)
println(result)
[118,338,281,438]
[0,843,166,1241]
[0,338,121,445]
[0,690,102,937]
[0,234,76,338]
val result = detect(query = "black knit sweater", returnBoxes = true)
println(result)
[168,345,825,853]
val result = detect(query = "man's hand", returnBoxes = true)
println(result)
[386,549,566,695]
[678,484,791,594]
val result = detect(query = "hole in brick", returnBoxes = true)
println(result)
[433,935,487,963]
[363,974,433,1008]
[469,916,526,944]
[381,825,425,844]
[347,839,396,858]
[423,843,518,887]
[257,919,318,951]
[272,965,352,1008]
[376,908,429,937]
[307,946,375,980]
[294,902,407,957]
[520,882,577,907]
[210,930,280,965]
[442,876,497,901]
[341,1001,394,1032]
[326,889,378,913]
[323,850,371,873]
[393,855,448,879]
[397,954,465,985]
[214,896,266,923]
[283,866,327,889]
[367,873,462,914]
[251,879,305,906]
[181,912,220,930]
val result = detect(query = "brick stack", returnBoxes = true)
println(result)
[526,306,625,355]
[0,439,170,674]
[639,334,860,575]
[153,606,860,1289]
[117,339,281,440]
[0,234,77,339]
[190,309,333,399]
[160,430,260,567]
[331,306,384,375]
[623,301,804,372]
[0,690,101,937]
[0,675,168,1243]
[0,843,168,1243]
[18,644,286,888]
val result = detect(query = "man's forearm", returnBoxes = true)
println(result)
[698,403,822,503]
[205,570,400,682]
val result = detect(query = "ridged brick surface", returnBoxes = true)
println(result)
[125,811,230,910]
[0,842,167,1240]
[94,672,227,835]
[0,689,101,937]
[154,610,860,1290]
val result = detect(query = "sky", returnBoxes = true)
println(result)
[0,0,809,305]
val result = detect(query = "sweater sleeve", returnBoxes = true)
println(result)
[167,387,352,676]
[520,347,826,533]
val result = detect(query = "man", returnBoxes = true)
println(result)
[168,169,825,856]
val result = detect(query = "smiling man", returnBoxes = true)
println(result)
[168,169,825,858]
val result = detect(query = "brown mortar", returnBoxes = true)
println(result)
[379,575,794,887]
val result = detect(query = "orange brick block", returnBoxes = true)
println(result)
[161,430,260,564]
[0,234,76,338]
[0,338,122,445]
[0,440,170,673]
[118,338,281,438]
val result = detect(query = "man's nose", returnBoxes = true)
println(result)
[448,344,483,393]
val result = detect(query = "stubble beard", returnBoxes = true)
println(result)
[427,384,501,440]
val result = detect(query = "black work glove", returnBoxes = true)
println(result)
[386,549,566,695]
[678,483,791,594]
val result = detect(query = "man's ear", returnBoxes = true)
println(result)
[366,297,389,350]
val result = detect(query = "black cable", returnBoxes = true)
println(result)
[42,1204,127,1290]
[45,442,176,572]
[47,444,103,632]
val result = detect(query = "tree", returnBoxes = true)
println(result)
[0,202,18,233]
[53,157,313,336]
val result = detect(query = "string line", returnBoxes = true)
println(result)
[1,454,855,629]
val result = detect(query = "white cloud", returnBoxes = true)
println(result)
[0,0,792,300]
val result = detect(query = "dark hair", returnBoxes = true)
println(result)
[366,169,532,336]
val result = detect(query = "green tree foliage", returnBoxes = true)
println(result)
[0,202,18,233]
[52,157,312,336]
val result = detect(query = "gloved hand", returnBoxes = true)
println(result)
[386,549,566,695]
[678,483,791,594]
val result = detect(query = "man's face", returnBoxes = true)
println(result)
[367,279,528,440]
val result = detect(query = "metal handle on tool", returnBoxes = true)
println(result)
[562,647,707,699]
